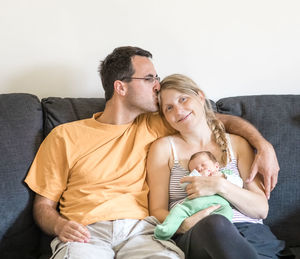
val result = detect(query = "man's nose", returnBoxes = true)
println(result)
[154,81,160,91]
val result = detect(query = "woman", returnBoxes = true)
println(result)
[146,74,286,259]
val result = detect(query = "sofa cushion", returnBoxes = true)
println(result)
[42,97,106,137]
[0,93,43,259]
[216,95,300,247]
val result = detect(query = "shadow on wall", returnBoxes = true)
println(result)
[5,65,86,98]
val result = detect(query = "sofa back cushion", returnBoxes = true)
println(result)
[0,94,43,258]
[216,95,300,246]
[42,97,106,137]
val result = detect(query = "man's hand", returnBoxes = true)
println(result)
[246,142,280,199]
[55,218,90,243]
[217,113,280,199]
[33,194,90,243]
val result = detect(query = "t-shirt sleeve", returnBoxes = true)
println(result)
[24,126,70,202]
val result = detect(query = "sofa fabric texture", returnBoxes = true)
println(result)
[0,93,299,259]
[217,95,300,247]
[0,94,43,258]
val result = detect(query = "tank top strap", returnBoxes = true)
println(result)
[167,136,179,162]
[225,133,235,161]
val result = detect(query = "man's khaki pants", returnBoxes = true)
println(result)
[50,216,184,259]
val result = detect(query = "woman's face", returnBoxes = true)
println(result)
[160,88,205,132]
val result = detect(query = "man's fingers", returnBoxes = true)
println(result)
[77,224,90,239]
[271,173,278,191]
[264,175,271,200]
[74,225,90,242]
[60,232,86,243]
[60,221,90,243]
[247,163,258,183]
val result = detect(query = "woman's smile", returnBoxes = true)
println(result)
[177,111,192,123]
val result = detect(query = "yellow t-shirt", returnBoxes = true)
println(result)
[25,112,171,225]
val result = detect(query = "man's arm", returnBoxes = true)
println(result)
[216,113,280,199]
[33,194,90,243]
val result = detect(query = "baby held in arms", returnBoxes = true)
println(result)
[154,151,243,240]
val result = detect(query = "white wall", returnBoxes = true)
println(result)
[1,0,299,101]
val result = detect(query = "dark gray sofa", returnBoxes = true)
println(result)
[0,93,299,259]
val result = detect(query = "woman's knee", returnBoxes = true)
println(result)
[195,214,235,238]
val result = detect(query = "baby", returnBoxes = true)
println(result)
[186,151,243,187]
[154,151,243,240]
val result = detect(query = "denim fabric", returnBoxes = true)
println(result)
[0,93,43,259]
[216,95,300,248]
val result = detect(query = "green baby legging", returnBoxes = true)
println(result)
[154,195,233,240]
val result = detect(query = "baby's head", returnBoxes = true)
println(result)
[188,151,219,175]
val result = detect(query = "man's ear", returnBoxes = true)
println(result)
[114,80,127,97]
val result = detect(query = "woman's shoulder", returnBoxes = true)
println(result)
[151,134,179,146]
[227,133,249,147]
[227,133,253,158]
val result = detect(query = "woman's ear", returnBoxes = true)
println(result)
[215,162,219,170]
[197,90,206,103]
[114,80,127,97]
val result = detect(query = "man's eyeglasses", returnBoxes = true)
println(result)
[122,76,160,84]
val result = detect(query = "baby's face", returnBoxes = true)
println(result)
[189,154,218,174]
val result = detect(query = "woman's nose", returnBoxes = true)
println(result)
[174,105,183,114]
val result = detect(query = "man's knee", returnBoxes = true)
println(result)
[51,241,114,259]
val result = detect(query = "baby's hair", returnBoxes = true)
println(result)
[190,151,218,162]
[189,151,218,170]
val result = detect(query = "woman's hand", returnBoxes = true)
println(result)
[177,205,221,233]
[181,175,223,200]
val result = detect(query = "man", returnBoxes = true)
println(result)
[25,46,279,258]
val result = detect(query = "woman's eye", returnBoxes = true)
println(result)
[180,97,187,102]
[166,106,172,111]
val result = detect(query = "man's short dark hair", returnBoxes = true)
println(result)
[99,46,152,101]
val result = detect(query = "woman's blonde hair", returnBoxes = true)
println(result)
[159,74,230,165]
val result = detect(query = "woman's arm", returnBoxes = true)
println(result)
[147,136,220,233]
[219,134,269,218]
[146,137,172,223]
[216,113,279,199]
